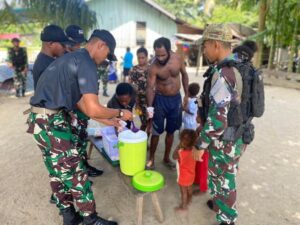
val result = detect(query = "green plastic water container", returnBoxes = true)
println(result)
[132,170,164,192]
[118,130,147,176]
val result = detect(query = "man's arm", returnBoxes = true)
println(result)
[146,65,157,107]
[77,93,132,120]
[180,59,189,97]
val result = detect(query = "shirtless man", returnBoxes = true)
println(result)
[146,37,189,169]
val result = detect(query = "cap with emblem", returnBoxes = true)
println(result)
[65,25,87,45]
[89,29,117,61]
[202,24,233,43]
[40,24,69,44]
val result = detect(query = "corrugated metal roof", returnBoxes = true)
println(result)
[141,0,176,21]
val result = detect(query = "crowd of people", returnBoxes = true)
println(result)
[10,22,260,225]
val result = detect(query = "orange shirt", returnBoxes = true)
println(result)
[177,149,196,186]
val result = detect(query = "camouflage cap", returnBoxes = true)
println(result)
[202,24,233,43]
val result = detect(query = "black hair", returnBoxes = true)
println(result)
[126,47,130,52]
[137,47,148,57]
[153,37,171,52]
[233,40,257,61]
[243,40,258,53]
[188,83,200,97]
[180,129,198,149]
[116,83,134,96]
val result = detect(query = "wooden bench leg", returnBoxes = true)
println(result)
[136,195,144,225]
[151,192,164,223]
[87,142,94,160]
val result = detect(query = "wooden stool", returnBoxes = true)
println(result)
[88,136,164,225]
[136,191,164,225]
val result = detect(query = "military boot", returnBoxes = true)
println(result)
[83,213,118,225]
[86,162,104,177]
[61,206,82,225]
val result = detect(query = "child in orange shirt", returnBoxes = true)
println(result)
[173,129,198,211]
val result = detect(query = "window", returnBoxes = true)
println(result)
[136,22,146,46]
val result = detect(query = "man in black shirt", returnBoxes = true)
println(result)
[32,24,68,90]
[65,24,104,177]
[27,30,132,225]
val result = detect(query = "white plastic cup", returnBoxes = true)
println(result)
[147,107,154,119]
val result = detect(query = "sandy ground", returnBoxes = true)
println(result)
[0,68,300,225]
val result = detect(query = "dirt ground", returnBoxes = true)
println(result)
[0,68,300,225]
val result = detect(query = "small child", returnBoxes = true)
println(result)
[173,129,198,211]
[183,83,200,130]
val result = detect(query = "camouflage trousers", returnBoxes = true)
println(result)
[14,71,26,95]
[208,138,245,224]
[71,109,90,160]
[27,111,95,216]
[137,93,147,128]
[100,72,108,94]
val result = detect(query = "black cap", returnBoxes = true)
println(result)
[90,29,117,61]
[11,38,20,43]
[40,24,69,43]
[65,25,86,45]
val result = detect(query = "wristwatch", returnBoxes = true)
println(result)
[118,109,124,118]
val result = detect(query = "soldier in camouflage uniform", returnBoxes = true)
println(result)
[65,24,104,178]
[27,30,132,225]
[8,38,28,97]
[129,47,149,131]
[194,24,246,225]
[97,61,109,97]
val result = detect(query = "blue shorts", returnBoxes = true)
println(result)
[152,93,182,135]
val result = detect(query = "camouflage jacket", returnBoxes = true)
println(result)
[97,63,109,79]
[8,47,28,72]
[129,65,148,95]
[196,55,242,149]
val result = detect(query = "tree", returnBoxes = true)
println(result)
[0,0,97,35]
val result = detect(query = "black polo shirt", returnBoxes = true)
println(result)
[32,52,55,90]
[30,48,98,111]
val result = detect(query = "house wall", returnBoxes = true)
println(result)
[87,0,177,62]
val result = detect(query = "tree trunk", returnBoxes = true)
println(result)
[268,0,280,70]
[203,0,215,17]
[254,0,267,68]
[288,17,299,73]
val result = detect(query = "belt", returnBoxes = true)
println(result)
[23,106,60,115]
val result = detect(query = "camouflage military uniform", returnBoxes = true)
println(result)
[97,63,109,96]
[196,24,246,224]
[8,47,28,96]
[71,109,90,160]
[196,61,246,224]
[27,111,95,216]
[129,65,148,128]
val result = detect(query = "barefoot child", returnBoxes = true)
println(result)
[173,129,198,211]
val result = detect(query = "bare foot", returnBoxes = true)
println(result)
[146,160,155,170]
[174,205,188,212]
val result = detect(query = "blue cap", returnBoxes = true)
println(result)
[90,29,117,61]
[65,25,86,45]
[40,24,69,43]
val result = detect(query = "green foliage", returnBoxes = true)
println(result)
[21,0,97,34]
[155,0,258,27]
[201,5,258,27]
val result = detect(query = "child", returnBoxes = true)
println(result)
[173,129,198,211]
[183,83,200,130]
[107,82,136,129]
[129,47,149,132]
